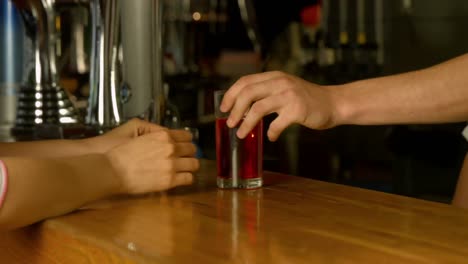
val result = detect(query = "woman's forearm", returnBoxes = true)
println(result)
[0,154,121,230]
[333,53,468,126]
[0,139,96,158]
[0,117,153,158]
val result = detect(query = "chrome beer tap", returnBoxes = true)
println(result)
[86,0,165,132]
[86,0,121,131]
[13,0,79,135]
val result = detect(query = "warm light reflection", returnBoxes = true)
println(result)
[192,12,201,21]
[59,109,68,115]
[216,189,264,262]
[59,117,77,124]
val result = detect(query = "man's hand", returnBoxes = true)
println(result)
[220,71,338,141]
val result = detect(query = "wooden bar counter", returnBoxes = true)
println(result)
[1,159,468,263]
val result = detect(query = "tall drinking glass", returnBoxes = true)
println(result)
[214,90,263,189]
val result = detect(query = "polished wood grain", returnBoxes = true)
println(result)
[1,159,468,263]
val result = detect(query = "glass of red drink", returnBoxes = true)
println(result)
[214,90,263,189]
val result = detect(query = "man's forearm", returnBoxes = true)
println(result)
[0,154,121,230]
[332,53,468,126]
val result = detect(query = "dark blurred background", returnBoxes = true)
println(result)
[188,0,468,204]
[2,0,468,203]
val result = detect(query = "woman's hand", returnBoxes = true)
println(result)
[88,118,165,154]
[0,123,199,230]
[105,129,199,194]
[220,71,338,142]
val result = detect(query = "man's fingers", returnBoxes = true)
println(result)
[236,96,280,138]
[220,71,284,113]
[227,80,274,129]
[267,114,294,142]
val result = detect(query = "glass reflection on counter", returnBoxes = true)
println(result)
[216,189,266,262]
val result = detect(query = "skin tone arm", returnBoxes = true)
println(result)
[0,139,100,158]
[220,53,468,208]
[221,53,468,141]
[0,120,199,230]
[0,118,164,157]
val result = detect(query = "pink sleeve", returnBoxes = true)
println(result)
[0,160,8,208]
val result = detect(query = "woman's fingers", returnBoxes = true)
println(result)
[175,143,197,157]
[168,129,193,142]
[129,118,164,136]
[136,126,193,143]
[174,158,200,173]
[171,172,194,187]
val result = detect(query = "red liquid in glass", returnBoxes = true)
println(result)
[215,118,263,180]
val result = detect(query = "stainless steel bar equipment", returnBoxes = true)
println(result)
[86,0,165,132]
[13,0,79,137]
